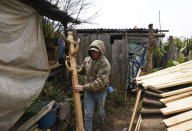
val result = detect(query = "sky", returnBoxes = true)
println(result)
[79,0,192,38]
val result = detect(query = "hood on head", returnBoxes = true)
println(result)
[88,40,105,58]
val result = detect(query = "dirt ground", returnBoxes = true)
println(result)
[92,98,136,131]
[55,81,136,131]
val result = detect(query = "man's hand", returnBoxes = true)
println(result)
[74,85,84,92]
[65,56,70,62]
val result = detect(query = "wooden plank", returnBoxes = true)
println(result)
[165,96,192,107]
[136,60,192,81]
[136,65,192,82]
[137,69,192,84]
[160,91,192,104]
[167,119,192,131]
[141,71,192,85]
[135,64,192,81]
[135,115,142,131]
[155,78,192,89]
[122,39,126,90]
[118,40,123,89]
[143,75,192,89]
[136,61,192,81]
[160,102,192,115]
[128,90,142,131]
[124,33,128,86]
[137,68,192,86]
[163,110,192,127]
[161,86,192,97]
[17,101,55,131]
[111,40,116,89]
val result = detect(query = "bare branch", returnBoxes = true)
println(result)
[46,0,99,31]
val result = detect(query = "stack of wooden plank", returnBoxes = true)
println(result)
[135,60,192,131]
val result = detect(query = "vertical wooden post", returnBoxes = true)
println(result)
[128,89,142,131]
[67,32,85,131]
[146,24,155,73]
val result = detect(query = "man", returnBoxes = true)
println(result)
[75,40,111,131]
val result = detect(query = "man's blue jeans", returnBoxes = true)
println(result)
[84,91,107,131]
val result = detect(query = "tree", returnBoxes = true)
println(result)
[181,37,192,56]
[173,37,184,53]
[153,40,168,68]
[42,0,99,55]
[46,0,99,33]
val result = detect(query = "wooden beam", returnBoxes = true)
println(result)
[135,115,142,131]
[161,101,192,115]
[17,101,55,131]
[67,32,85,131]
[155,78,192,89]
[146,24,155,73]
[163,110,192,127]
[161,86,192,97]
[137,68,192,84]
[135,60,192,81]
[167,119,192,131]
[136,61,192,81]
[143,75,192,89]
[128,90,142,131]
[160,91,192,104]
[165,96,192,107]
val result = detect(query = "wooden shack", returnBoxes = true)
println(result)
[75,26,167,95]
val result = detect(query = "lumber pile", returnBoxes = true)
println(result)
[135,60,192,89]
[135,60,192,131]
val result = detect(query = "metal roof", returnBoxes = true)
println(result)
[18,0,80,24]
[76,28,169,34]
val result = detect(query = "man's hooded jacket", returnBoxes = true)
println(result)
[81,40,111,93]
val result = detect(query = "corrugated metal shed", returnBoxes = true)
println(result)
[76,28,168,34]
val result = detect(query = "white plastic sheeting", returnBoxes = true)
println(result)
[0,0,49,130]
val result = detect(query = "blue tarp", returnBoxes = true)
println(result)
[126,42,147,89]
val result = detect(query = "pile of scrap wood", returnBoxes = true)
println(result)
[134,60,192,131]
